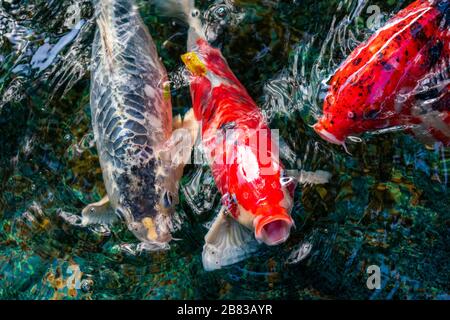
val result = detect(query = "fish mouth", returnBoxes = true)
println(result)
[312,123,345,145]
[254,213,294,246]
[128,218,172,245]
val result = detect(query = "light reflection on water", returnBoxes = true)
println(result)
[0,0,448,300]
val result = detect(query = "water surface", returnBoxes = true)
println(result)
[0,0,449,299]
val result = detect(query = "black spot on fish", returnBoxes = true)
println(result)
[114,1,131,17]
[162,191,173,209]
[98,88,111,109]
[117,157,158,220]
[124,93,145,106]
[220,121,236,131]
[144,146,153,155]
[101,107,115,130]
[133,148,141,155]
[124,55,136,65]
[410,22,426,41]
[428,41,443,67]
[363,109,380,120]
[127,100,145,113]
[133,135,147,145]
[381,61,394,71]
[437,0,449,26]
[352,57,362,66]
[116,171,130,186]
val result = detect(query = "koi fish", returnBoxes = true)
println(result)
[156,0,330,270]
[313,0,449,149]
[63,0,197,250]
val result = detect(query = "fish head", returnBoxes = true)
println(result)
[312,85,377,148]
[314,98,393,148]
[119,181,178,246]
[123,190,175,246]
[127,215,172,245]
[252,169,296,246]
[229,140,295,246]
[124,114,197,246]
[313,117,349,146]
[252,205,294,246]
[313,97,357,147]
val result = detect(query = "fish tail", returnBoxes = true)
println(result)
[95,0,116,20]
[153,0,205,48]
[94,0,117,70]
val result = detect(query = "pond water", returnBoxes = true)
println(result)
[0,0,449,300]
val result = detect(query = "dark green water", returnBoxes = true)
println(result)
[0,0,449,299]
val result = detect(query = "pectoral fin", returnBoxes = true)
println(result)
[181,108,199,146]
[81,196,118,226]
[161,108,200,174]
[202,207,258,271]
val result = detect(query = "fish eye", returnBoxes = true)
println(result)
[192,9,200,17]
[347,111,355,119]
[214,6,228,18]
[280,176,294,186]
[90,207,95,213]
[162,191,173,208]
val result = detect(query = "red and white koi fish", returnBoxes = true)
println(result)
[314,0,449,150]
[156,0,330,270]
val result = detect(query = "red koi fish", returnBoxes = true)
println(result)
[183,38,296,243]
[185,29,297,270]
[157,0,297,270]
[157,0,331,270]
[314,0,449,149]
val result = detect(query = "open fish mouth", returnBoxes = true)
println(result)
[312,123,345,145]
[128,218,173,245]
[254,214,294,246]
